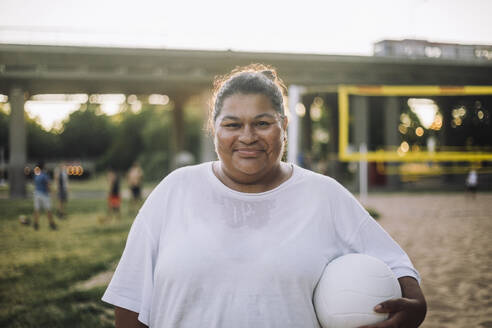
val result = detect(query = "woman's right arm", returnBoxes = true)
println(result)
[115,307,148,328]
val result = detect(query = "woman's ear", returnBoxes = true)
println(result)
[282,115,288,131]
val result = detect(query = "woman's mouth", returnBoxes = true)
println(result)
[235,148,263,157]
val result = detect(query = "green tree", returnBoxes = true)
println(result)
[60,106,114,159]
[138,107,173,180]
[0,108,62,161]
[26,116,61,160]
[100,107,154,172]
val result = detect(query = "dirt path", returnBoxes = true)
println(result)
[364,193,492,328]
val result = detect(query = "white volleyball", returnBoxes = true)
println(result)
[314,253,402,328]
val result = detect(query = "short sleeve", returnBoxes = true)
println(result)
[102,216,156,325]
[330,182,421,284]
[350,218,421,283]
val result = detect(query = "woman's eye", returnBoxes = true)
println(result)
[224,123,240,128]
[256,121,271,127]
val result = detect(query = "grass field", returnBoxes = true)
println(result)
[0,178,143,328]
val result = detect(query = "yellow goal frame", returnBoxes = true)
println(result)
[338,85,492,162]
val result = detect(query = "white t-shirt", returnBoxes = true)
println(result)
[102,162,420,327]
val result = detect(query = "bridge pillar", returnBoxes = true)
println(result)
[8,87,27,198]
[384,97,401,190]
[287,85,304,165]
[300,94,314,169]
[353,96,369,193]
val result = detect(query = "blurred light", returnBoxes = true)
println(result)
[429,114,443,130]
[475,49,492,60]
[415,127,424,137]
[131,101,142,113]
[400,113,411,127]
[295,103,306,117]
[400,141,409,153]
[424,46,442,58]
[310,106,322,121]
[0,95,8,103]
[407,98,438,129]
[478,110,484,120]
[67,165,84,176]
[25,100,81,130]
[313,96,324,107]
[89,94,126,104]
[32,94,88,103]
[1,103,11,114]
[127,95,138,104]
[314,128,330,143]
[101,103,122,115]
[398,124,408,134]
[148,94,170,105]
[452,106,466,118]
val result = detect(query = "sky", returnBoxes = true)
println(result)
[1,0,491,129]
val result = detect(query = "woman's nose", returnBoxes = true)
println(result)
[238,125,257,144]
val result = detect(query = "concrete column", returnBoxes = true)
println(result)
[287,85,304,165]
[384,97,401,190]
[8,87,27,198]
[352,96,369,192]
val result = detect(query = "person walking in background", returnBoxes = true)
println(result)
[466,168,478,198]
[107,167,121,220]
[127,162,143,213]
[33,162,57,230]
[54,162,69,218]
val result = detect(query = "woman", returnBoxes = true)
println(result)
[102,64,426,328]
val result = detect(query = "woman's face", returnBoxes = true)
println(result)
[214,93,287,182]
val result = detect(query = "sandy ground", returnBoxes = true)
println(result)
[364,193,492,328]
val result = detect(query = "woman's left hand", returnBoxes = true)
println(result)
[359,276,427,328]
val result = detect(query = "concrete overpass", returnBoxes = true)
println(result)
[1,43,492,197]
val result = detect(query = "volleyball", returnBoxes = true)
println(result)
[19,214,30,225]
[314,253,402,328]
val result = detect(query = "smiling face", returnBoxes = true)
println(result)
[214,93,287,184]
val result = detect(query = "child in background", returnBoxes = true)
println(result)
[102,168,121,222]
